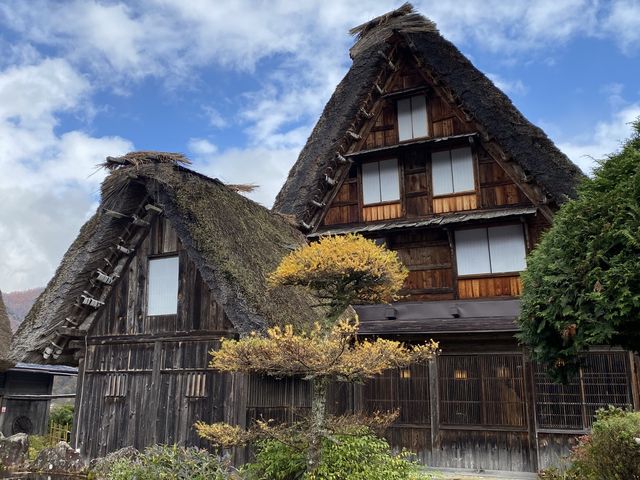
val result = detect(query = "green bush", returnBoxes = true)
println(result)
[539,407,640,480]
[28,435,53,461]
[49,404,74,428]
[105,444,237,480]
[244,431,424,480]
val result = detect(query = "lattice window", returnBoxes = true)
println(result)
[105,374,127,398]
[363,364,430,424]
[534,352,632,430]
[185,372,207,398]
[246,375,311,424]
[439,354,525,427]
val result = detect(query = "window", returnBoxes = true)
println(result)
[361,158,400,205]
[397,95,428,141]
[185,372,207,399]
[105,374,127,398]
[455,225,526,275]
[363,364,430,424]
[147,256,179,315]
[431,147,475,196]
[439,354,525,427]
[534,352,632,430]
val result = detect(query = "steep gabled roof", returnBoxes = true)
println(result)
[12,152,320,364]
[273,3,584,224]
[0,290,14,371]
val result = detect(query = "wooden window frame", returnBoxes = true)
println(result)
[430,146,477,198]
[146,254,180,317]
[396,94,430,142]
[360,157,402,207]
[454,223,527,277]
[439,353,526,429]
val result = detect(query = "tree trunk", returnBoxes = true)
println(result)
[307,376,329,473]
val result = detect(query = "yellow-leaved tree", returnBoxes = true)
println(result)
[196,234,440,473]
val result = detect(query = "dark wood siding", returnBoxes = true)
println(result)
[76,215,236,458]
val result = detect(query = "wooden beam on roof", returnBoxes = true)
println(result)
[57,327,87,338]
[309,47,403,230]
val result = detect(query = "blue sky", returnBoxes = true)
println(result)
[0,0,639,292]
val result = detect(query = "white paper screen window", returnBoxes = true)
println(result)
[455,228,491,275]
[361,159,400,205]
[488,225,527,273]
[397,95,428,141]
[455,226,526,275]
[431,147,474,196]
[148,256,179,315]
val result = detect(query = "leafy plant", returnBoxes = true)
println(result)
[105,444,237,480]
[28,435,52,461]
[49,404,74,428]
[518,119,640,378]
[538,407,640,480]
[243,430,425,480]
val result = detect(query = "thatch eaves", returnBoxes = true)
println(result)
[12,153,320,364]
[0,290,14,371]
[273,3,584,223]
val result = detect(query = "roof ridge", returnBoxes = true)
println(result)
[349,3,437,59]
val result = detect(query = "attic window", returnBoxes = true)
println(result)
[147,256,179,316]
[397,95,428,141]
[431,147,475,196]
[455,225,527,276]
[362,158,400,205]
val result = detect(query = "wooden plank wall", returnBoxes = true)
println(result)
[77,215,236,458]
[322,148,531,228]
[458,276,522,299]
[391,230,455,301]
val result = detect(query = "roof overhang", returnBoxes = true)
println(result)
[10,362,78,376]
[309,207,537,238]
[354,298,521,335]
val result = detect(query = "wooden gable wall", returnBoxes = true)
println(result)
[76,214,236,458]
[91,215,233,337]
[320,60,532,228]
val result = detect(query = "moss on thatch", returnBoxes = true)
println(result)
[0,290,14,371]
[12,154,321,364]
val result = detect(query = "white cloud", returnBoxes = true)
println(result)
[558,103,640,174]
[602,0,640,54]
[188,145,299,207]
[0,58,133,291]
[202,106,228,129]
[486,73,528,96]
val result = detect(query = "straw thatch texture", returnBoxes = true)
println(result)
[273,3,584,222]
[12,153,320,364]
[0,290,14,371]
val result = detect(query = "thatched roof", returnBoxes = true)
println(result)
[0,290,14,371]
[12,152,320,364]
[273,3,584,223]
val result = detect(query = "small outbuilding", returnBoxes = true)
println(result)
[0,291,76,436]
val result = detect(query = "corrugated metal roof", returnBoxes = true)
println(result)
[309,207,537,237]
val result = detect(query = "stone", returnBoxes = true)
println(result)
[0,433,28,470]
[29,441,87,474]
[89,446,139,479]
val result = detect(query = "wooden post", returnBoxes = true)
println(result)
[523,351,539,472]
[72,357,86,452]
[149,341,162,445]
[428,357,440,460]
[629,352,640,409]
